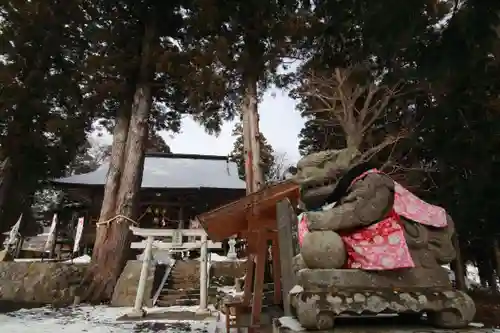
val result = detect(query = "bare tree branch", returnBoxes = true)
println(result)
[298,64,409,164]
[267,151,293,182]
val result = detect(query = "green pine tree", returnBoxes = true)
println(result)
[229,122,275,183]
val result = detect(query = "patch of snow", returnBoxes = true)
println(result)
[195,253,244,262]
[209,253,229,262]
[145,305,212,314]
[64,255,91,264]
[279,316,305,331]
[442,264,485,288]
[14,258,54,262]
[13,256,91,264]
[289,285,304,294]
[469,322,485,328]
[217,286,244,297]
[136,250,172,265]
[0,305,221,333]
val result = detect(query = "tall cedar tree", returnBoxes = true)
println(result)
[184,0,308,190]
[415,0,500,289]
[229,122,275,182]
[0,0,91,236]
[79,0,236,302]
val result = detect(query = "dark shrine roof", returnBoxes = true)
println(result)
[51,153,246,190]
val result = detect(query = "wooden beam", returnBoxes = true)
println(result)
[243,254,255,306]
[129,226,208,237]
[130,241,222,249]
[276,198,298,316]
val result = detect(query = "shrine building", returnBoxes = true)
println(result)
[49,152,246,254]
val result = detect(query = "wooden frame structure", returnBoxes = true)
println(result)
[197,180,299,329]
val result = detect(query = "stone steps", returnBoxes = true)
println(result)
[156,287,218,307]
[167,260,201,290]
[155,259,211,307]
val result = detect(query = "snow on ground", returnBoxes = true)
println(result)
[64,254,91,264]
[0,305,221,333]
[216,285,244,297]
[14,255,91,264]
[196,253,244,262]
[443,264,494,289]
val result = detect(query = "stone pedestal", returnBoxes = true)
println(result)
[272,317,496,333]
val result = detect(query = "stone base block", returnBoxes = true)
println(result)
[291,268,476,330]
[297,267,452,292]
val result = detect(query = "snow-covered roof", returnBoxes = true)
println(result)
[51,153,246,190]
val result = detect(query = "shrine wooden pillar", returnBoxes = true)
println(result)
[241,226,283,329]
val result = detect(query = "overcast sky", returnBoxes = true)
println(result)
[166,87,304,163]
[93,86,305,164]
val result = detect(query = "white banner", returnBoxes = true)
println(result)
[73,217,85,253]
[6,214,23,247]
[44,213,57,252]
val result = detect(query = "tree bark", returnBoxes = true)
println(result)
[451,233,467,290]
[242,74,264,192]
[100,108,131,224]
[79,21,155,303]
[242,109,253,195]
[0,157,14,235]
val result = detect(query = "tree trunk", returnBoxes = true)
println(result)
[242,109,253,195]
[492,238,500,292]
[79,22,155,303]
[100,108,132,224]
[0,157,14,235]
[243,74,264,192]
[451,233,467,290]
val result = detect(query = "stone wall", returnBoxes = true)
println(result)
[0,259,247,308]
[0,262,87,306]
[111,260,158,307]
[210,260,247,286]
[166,259,248,289]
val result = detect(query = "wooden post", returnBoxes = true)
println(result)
[251,230,267,327]
[199,232,208,311]
[133,235,153,314]
[14,237,24,258]
[49,214,59,259]
[243,253,255,306]
[178,205,184,229]
[271,233,282,305]
[277,199,298,316]
[492,238,500,293]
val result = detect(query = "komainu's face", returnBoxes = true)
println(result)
[293,149,358,208]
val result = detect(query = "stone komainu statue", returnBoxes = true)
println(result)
[288,148,475,330]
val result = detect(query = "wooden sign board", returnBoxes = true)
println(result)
[276,198,299,316]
